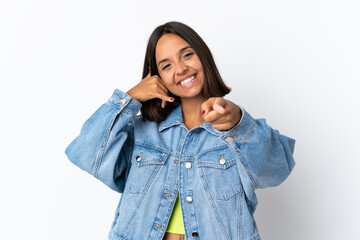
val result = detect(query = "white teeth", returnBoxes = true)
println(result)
[180,75,196,86]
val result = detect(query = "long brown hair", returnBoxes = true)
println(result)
[140,21,231,122]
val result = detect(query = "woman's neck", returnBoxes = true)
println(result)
[180,95,207,130]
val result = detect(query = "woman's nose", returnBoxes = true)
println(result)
[176,61,188,75]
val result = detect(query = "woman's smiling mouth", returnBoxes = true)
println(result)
[179,74,197,86]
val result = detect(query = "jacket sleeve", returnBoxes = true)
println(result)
[64,89,142,193]
[225,105,296,189]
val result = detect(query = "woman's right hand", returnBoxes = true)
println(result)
[126,67,174,108]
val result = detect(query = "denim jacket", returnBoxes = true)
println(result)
[65,89,296,240]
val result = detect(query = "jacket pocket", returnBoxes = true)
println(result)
[124,143,170,194]
[196,147,243,201]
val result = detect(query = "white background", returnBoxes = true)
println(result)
[1,0,359,239]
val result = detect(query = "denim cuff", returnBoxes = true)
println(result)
[218,104,244,133]
[220,105,255,146]
[107,89,142,116]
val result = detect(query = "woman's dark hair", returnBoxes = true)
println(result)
[140,21,231,122]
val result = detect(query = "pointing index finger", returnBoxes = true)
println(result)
[201,98,215,116]
[213,98,227,114]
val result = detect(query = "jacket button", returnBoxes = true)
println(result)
[194,129,200,134]
[192,232,199,238]
[185,162,192,169]
[225,136,234,142]
[186,196,193,203]
[117,98,126,104]
[219,154,226,164]
[136,152,142,161]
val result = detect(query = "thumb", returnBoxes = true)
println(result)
[161,99,167,108]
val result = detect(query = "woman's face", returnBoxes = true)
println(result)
[155,33,205,100]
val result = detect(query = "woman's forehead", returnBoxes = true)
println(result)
[156,34,191,60]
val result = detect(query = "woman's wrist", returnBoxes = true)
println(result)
[126,89,141,103]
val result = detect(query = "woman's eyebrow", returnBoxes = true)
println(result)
[157,46,192,67]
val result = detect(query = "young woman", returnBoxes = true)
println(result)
[65,21,296,240]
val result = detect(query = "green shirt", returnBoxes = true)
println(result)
[165,192,185,234]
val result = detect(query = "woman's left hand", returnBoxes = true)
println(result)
[201,97,242,131]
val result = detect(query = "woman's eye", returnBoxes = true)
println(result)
[162,64,170,70]
[184,53,194,58]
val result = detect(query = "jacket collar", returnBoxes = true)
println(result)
[159,104,224,137]
[159,104,183,132]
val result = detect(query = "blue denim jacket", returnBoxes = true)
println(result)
[65,89,295,240]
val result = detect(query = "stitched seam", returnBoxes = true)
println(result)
[237,118,255,145]
[212,189,242,201]
[194,144,229,159]
[93,108,120,178]
[131,154,168,166]
[132,159,167,165]
[107,100,121,108]
[93,107,134,178]
[141,164,162,195]
[125,164,163,195]
[238,192,243,240]
[109,231,125,240]
[116,192,148,238]
[200,163,243,201]
[161,188,180,238]
[224,143,257,190]
[159,121,182,132]
[111,195,124,229]
[133,141,169,153]
[198,167,231,240]
[196,158,236,169]
[237,150,257,189]
[130,147,169,166]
